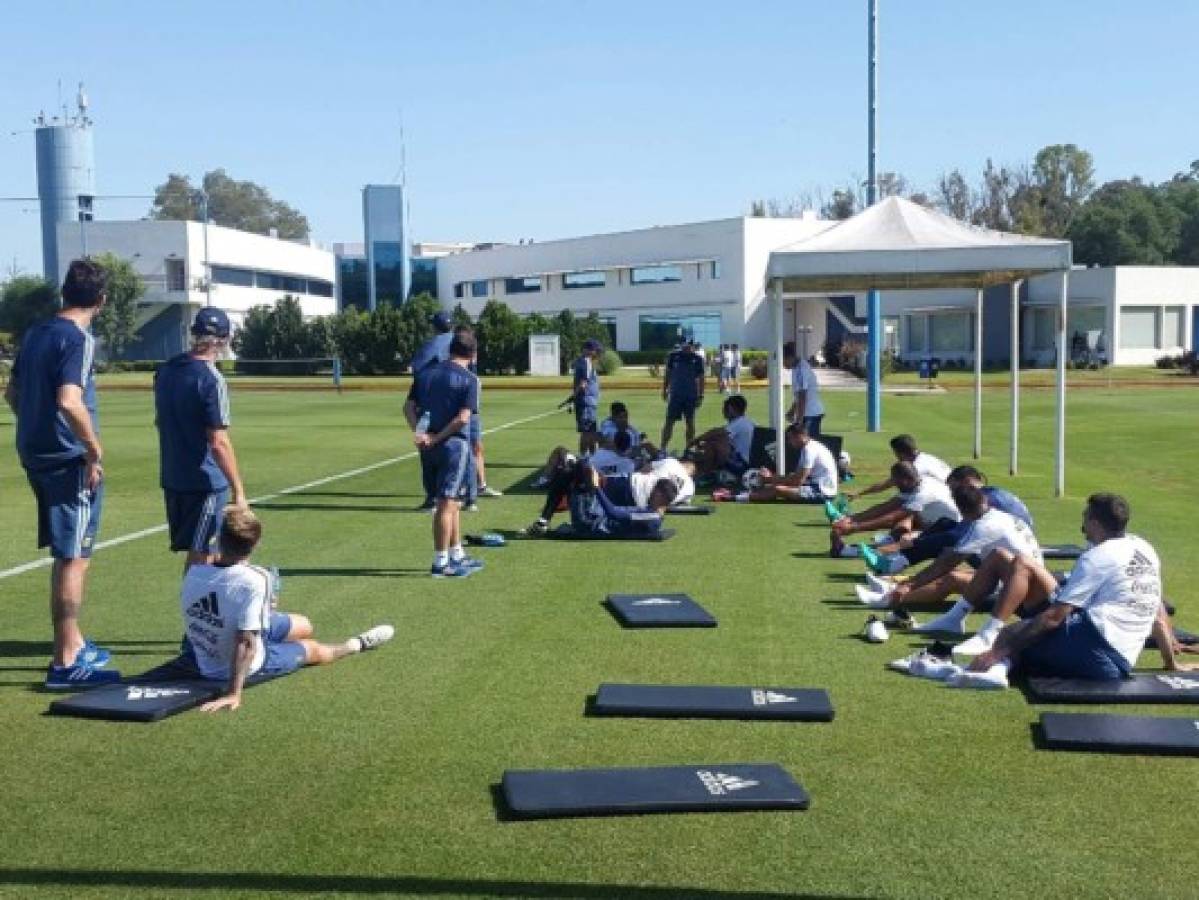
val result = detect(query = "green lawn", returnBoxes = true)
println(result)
[0,382,1197,899]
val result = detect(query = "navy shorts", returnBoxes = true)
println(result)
[469,414,482,445]
[1018,609,1131,681]
[666,395,698,422]
[260,612,307,676]
[26,460,103,559]
[576,405,597,434]
[432,437,474,501]
[419,448,437,501]
[165,488,229,553]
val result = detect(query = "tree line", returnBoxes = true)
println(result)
[750,144,1199,267]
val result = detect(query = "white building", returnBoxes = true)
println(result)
[55,220,336,359]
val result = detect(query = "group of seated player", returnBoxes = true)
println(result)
[826,435,1196,688]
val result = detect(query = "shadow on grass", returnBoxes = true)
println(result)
[0,867,864,898]
[278,567,428,578]
[0,640,179,659]
[254,502,405,513]
[292,490,403,499]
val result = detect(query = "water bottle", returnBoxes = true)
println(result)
[415,412,430,436]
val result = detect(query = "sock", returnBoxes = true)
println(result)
[735,492,750,503]
[347,636,363,653]
[434,551,449,568]
[450,544,465,561]
[980,616,1004,636]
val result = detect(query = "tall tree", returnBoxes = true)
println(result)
[150,169,310,240]
[973,159,1014,231]
[0,276,59,342]
[936,169,975,221]
[90,253,143,358]
[1066,179,1178,266]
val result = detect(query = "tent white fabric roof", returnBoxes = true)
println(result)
[767,196,1071,291]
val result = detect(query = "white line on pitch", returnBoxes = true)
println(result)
[0,407,558,581]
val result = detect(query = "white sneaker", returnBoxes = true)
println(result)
[353,624,395,651]
[866,573,892,594]
[953,631,998,657]
[910,653,963,682]
[911,612,967,635]
[887,649,924,673]
[478,485,504,498]
[949,663,1010,690]
[861,616,888,643]
[855,585,892,609]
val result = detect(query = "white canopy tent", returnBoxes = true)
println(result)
[765,197,1074,494]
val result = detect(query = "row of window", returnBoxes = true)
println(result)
[211,265,334,298]
[453,260,722,300]
[905,311,975,354]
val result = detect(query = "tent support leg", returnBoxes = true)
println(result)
[771,281,786,475]
[1055,270,1070,497]
[973,288,983,459]
[1010,280,1020,476]
[867,289,881,432]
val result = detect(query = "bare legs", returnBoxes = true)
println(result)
[50,558,89,667]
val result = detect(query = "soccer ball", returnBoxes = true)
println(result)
[742,469,764,490]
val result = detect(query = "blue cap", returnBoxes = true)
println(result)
[583,339,603,352]
[191,307,231,339]
[432,311,452,331]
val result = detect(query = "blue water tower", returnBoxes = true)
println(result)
[35,84,96,283]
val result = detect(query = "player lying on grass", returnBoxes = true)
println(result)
[847,434,950,502]
[951,493,1194,689]
[524,458,681,537]
[685,395,756,481]
[179,506,394,712]
[852,465,1032,574]
[857,483,1040,638]
[712,424,837,504]
[830,459,960,555]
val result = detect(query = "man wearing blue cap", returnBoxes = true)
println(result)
[6,259,120,690]
[154,306,247,571]
[572,339,602,453]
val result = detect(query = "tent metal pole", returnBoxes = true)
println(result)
[1054,269,1070,497]
[1009,280,1020,475]
[865,0,881,432]
[973,287,983,458]
[771,281,787,474]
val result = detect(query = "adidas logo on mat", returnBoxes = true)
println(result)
[696,770,760,796]
[751,690,798,706]
[632,598,680,606]
[1156,675,1199,691]
[126,687,192,701]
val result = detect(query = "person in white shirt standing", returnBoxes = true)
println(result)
[180,506,394,712]
[730,344,742,393]
[953,493,1191,689]
[784,342,824,438]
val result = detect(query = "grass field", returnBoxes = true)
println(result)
[1,379,1197,899]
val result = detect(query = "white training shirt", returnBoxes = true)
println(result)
[899,477,961,527]
[791,361,825,417]
[721,348,734,368]
[913,451,951,483]
[180,562,273,680]
[725,415,755,463]
[1053,534,1162,668]
[954,507,1041,563]
[589,447,636,477]
[631,457,695,508]
[796,439,839,497]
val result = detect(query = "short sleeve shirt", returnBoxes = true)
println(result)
[180,562,272,679]
[573,356,599,410]
[666,350,705,400]
[983,486,1033,528]
[589,448,636,477]
[13,317,98,472]
[796,439,839,497]
[410,360,479,437]
[725,415,755,463]
[900,477,961,527]
[791,361,824,417]
[954,508,1041,562]
[154,354,231,492]
[411,332,453,374]
[913,451,951,483]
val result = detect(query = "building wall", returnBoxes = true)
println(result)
[36,122,95,281]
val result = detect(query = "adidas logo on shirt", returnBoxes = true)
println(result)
[1156,675,1199,691]
[696,770,760,796]
[186,592,224,628]
[751,690,798,706]
[1125,550,1157,579]
[632,598,680,606]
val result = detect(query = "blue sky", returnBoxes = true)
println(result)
[2,0,1196,275]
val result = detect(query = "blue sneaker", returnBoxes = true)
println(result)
[431,562,474,579]
[454,555,485,571]
[45,662,122,691]
[78,639,112,668]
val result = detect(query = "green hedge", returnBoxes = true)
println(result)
[619,348,766,366]
[97,360,162,373]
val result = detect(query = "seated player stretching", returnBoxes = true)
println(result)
[831,459,960,555]
[180,506,394,712]
[953,493,1191,689]
[848,434,950,502]
[713,424,837,504]
[686,395,755,480]
[525,458,680,537]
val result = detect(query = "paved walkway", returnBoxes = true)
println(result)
[813,366,945,395]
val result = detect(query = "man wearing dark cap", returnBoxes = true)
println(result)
[572,339,602,453]
[6,259,119,689]
[154,306,247,571]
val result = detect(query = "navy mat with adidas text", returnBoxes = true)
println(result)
[1025,672,1199,704]
[605,593,716,627]
[1039,712,1199,756]
[593,683,834,721]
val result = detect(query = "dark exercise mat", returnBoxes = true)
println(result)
[1041,544,1085,560]
[48,658,285,722]
[1026,672,1199,705]
[500,764,810,819]
[1039,712,1199,756]
[543,527,676,542]
[666,505,714,516]
[605,593,716,627]
[593,683,834,721]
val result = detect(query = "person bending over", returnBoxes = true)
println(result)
[850,434,950,501]
[180,506,393,712]
[525,459,678,537]
[953,493,1192,689]
[715,424,837,503]
[832,460,960,556]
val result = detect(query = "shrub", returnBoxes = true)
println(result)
[749,359,768,380]
[1156,353,1181,369]
[596,349,623,376]
[1183,350,1199,375]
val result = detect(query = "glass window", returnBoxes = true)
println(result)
[1027,308,1056,351]
[710,260,722,279]
[255,271,304,292]
[905,314,927,354]
[307,279,334,297]
[630,265,683,285]
[370,240,407,304]
[1162,306,1185,348]
[504,276,541,294]
[165,258,186,291]
[454,283,465,299]
[471,280,489,297]
[563,270,606,290]
[338,257,369,310]
[882,316,899,354]
[410,258,438,298]
[1119,307,1157,349]
[213,265,254,288]
[638,312,721,350]
[930,312,973,352]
